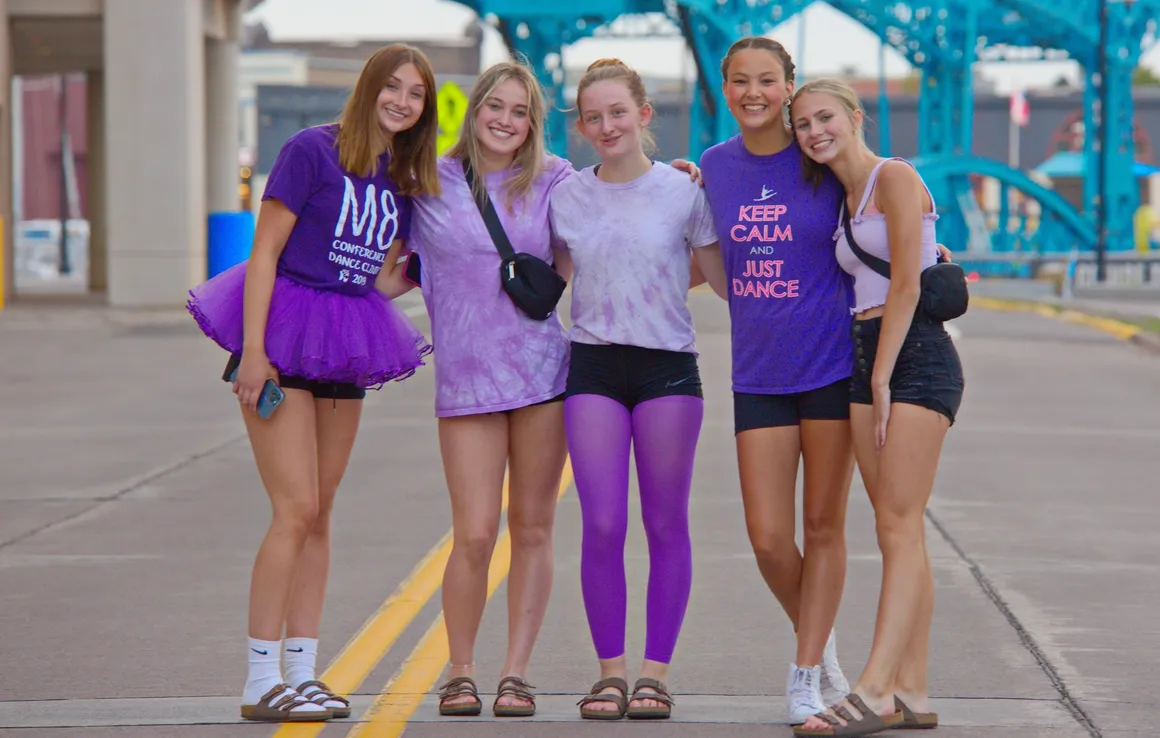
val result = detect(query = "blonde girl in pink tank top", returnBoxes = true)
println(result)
[786,78,965,737]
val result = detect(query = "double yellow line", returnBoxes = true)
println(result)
[275,460,574,738]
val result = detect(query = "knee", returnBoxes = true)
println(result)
[746,524,795,567]
[875,510,925,554]
[802,510,846,551]
[583,513,627,551]
[273,494,321,540]
[508,512,554,551]
[642,511,689,549]
[455,528,499,568]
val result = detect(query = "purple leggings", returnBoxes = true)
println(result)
[564,393,703,664]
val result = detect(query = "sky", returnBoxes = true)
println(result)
[245,0,1160,96]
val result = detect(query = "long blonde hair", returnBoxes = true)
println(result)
[790,77,868,189]
[336,44,441,196]
[447,61,549,212]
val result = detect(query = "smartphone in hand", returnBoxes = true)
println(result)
[223,354,285,420]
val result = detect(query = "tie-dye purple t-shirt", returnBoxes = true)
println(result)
[409,156,573,417]
[700,135,854,394]
[549,162,718,354]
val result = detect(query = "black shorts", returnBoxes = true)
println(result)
[222,354,366,401]
[733,377,851,434]
[850,316,964,424]
[565,342,702,410]
[496,393,565,415]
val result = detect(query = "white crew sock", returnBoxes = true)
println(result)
[243,637,284,705]
[284,637,319,688]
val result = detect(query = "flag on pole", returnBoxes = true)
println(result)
[1010,90,1030,127]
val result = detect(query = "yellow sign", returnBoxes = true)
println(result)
[436,81,469,155]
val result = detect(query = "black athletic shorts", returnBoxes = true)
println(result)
[849,316,964,424]
[565,342,702,410]
[733,377,851,434]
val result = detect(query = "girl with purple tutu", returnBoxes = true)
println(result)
[186,44,437,723]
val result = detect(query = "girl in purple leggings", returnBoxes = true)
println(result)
[549,58,727,721]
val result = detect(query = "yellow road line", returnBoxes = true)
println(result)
[274,474,514,738]
[973,296,1142,341]
[348,459,575,738]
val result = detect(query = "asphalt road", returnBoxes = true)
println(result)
[0,289,1155,737]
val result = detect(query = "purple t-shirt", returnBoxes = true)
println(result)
[262,124,411,296]
[409,156,573,417]
[700,135,853,394]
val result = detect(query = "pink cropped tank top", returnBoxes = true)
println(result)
[834,158,940,314]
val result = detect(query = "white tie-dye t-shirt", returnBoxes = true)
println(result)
[549,162,718,354]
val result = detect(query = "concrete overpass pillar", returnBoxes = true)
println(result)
[105,0,205,307]
[86,70,106,294]
[205,0,241,214]
[0,0,12,308]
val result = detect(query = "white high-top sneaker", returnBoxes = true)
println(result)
[819,630,851,707]
[785,663,826,724]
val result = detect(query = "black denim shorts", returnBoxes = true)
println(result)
[565,342,702,411]
[733,377,851,434]
[850,316,964,424]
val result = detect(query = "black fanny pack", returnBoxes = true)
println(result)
[841,205,969,323]
[463,159,566,321]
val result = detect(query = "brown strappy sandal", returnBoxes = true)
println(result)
[492,675,536,717]
[578,677,629,720]
[437,676,482,717]
[793,693,904,736]
[894,696,938,729]
[626,677,675,720]
[296,680,351,718]
[240,683,332,722]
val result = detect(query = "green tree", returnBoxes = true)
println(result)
[1133,66,1160,86]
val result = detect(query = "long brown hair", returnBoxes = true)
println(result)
[336,44,441,197]
[574,58,656,154]
[447,61,549,212]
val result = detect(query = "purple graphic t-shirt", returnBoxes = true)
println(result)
[409,156,573,417]
[550,162,719,354]
[700,136,853,394]
[262,124,411,296]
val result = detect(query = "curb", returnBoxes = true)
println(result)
[1129,330,1160,355]
[971,296,1160,355]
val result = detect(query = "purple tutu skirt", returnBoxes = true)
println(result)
[187,262,432,388]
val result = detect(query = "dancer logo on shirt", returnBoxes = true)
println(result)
[729,199,799,299]
[327,177,400,287]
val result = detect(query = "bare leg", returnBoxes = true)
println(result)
[285,398,363,638]
[245,389,321,641]
[799,403,948,732]
[438,413,509,706]
[736,427,803,626]
[795,419,855,666]
[497,401,567,707]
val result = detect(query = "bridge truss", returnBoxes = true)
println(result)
[452,0,1160,261]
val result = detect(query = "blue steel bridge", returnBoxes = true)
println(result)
[451,0,1159,271]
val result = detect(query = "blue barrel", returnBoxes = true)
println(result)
[207,211,256,278]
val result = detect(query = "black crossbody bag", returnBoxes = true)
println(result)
[462,159,567,321]
[841,205,969,323]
